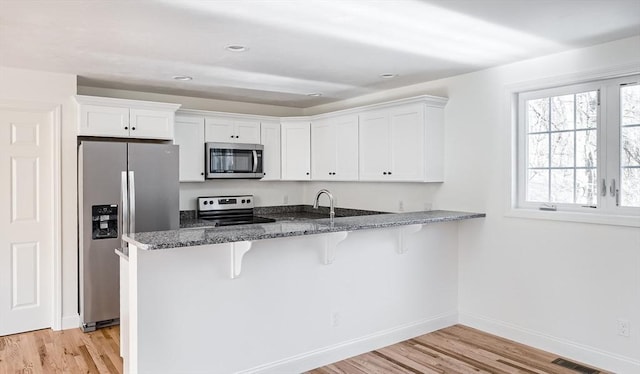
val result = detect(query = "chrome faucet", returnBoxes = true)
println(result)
[313,189,335,222]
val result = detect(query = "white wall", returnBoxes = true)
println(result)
[0,66,79,328]
[306,36,640,372]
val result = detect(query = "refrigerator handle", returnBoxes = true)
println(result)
[121,171,129,249]
[129,171,136,234]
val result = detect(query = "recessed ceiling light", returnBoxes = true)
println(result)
[380,73,397,79]
[172,75,193,81]
[225,45,247,52]
[307,93,322,97]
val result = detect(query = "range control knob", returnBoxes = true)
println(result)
[241,199,246,203]
[203,201,208,205]
[247,199,251,203]
[209,200,214,205]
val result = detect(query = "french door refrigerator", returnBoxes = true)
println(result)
[78,141,179,332]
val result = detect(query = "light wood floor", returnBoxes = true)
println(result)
[0,324,606,374]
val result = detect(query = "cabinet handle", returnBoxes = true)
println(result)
[388,171,392,175]
[383,172,387,175]
[200,172,204,176]
[306,172,310,175]
[230,135,234,138]
[124,126,129,130]
[131,127,136,130]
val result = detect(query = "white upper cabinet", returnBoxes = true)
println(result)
[260,121,281,181]
[205,116,261,144]
[281,120,311,181]
[359,100,444,182]
[311,114,359,181]
[174,115,205,182]
[75,95,180,140]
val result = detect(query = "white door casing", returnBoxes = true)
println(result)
[0,104,60,335]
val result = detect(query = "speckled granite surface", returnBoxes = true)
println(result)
[125,210,485,250]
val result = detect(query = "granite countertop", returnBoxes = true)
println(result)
[124,209,485,250]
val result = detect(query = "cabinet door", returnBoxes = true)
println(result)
[311,119,335,180]
[389,104,424,181]
[260,121,281,180]
[234,119,261,144]
[334,115,359,181]
[358,110,390,180]
[281,121,311,180]
[174,116,205,182]
[204,117,235,142]
[129,109,174,140]
[79,104,130,137]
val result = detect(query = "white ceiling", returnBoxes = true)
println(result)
[1,0,639,108]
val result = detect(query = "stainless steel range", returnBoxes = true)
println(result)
[197,195,276,226]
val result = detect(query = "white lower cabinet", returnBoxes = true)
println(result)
[281,120,311,180]
[174,115,205,182]
[260,121,281,180]
[359,102,444,182]
[311,114,358,181]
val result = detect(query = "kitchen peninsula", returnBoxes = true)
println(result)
[119,210,484,374]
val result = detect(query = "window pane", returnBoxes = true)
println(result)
[527,170,548,202]
[527,98,549,133]
[576,130,597,167]
[621,126,640,167]
[620,167,640,207]
[550,169,574,203]
[576,91,598,129]
[576,168,597,205]
[621,84,640,126]
[551,94,575,131]
[528,134,549,167]
[551,132,574,167]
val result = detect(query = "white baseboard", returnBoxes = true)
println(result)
[240,311,458,374]
[61,314,80,330]
[459,311,640,374]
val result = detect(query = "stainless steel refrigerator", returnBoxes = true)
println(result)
[78,141,179,332]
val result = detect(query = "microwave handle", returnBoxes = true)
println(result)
[252,150,258,173]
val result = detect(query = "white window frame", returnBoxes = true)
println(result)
[507,67,640,227]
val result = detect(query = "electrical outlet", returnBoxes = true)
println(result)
[283,195,289,204]
[398,200,404,212]
[331,312,340,327]
[617,318,630,337]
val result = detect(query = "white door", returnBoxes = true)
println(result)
[129,108,174,140]
[174,115,205,182]
[0,107,54,336]
[234,119,261,144]
[311,119,335,180]
[281,121,310,180]
[359,110,390,180]
[78,104,129,137]
[334,115,359,181]
[390,104,425,181]
[204,117,235,142]
[260,121,281,180]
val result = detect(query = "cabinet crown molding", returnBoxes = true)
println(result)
[74,95,182,112]
[176,94,448,122]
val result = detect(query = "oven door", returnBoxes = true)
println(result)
[205,142,264,179]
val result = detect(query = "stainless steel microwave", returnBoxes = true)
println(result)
[205,142,264,179]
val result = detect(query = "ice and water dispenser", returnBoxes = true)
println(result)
[91,204,118,240]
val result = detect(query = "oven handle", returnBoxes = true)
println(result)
[252,150,258,173]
